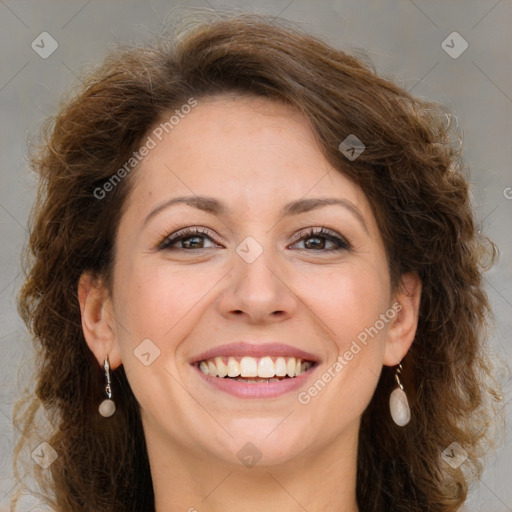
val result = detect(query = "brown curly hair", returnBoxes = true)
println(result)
[13,12,502,512]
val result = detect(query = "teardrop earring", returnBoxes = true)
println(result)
[98,355,116,418]
[389,362,410,426]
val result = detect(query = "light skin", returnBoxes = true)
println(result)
[79,95,421,512]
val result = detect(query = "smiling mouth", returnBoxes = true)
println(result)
[196,356,315,382]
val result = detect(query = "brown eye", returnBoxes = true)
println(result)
[291,228,351,252]
[303,236,328,250]
[158,228,221,251]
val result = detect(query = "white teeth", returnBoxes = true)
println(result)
[227,357,240,377]
[207,360,218,377]
[257,356,275,378]
[286,358,296,377]
[275,357,287,376]
[198,355,314,378]
[240,356,258,377]
[215,356,228,377]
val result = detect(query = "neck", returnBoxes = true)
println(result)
[146,421,360,512]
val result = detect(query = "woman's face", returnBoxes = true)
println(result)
[84,95,418,469]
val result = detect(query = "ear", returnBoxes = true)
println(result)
[383,272,422,366]
[78,272,122,370]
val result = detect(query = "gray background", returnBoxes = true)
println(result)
[0,1,511,510]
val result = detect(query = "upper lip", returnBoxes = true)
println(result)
[191,342,320,364]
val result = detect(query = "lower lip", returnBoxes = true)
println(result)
[193,365,318,399]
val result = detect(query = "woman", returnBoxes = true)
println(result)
[13,12,502,512]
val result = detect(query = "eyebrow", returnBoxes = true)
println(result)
[143,195,368,233]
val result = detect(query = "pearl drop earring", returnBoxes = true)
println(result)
[389,362,410,426]
[98,355,116,418]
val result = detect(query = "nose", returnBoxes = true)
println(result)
[216,243,298,325]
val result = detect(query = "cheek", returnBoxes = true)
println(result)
[111,263,206,403]
[113,260,215,345]
[302,264,390,346]
[299,269,391,423]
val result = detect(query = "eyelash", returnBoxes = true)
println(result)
[157,227,351,252]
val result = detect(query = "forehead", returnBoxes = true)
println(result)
[124,95,373,224]
[144,95,319,169]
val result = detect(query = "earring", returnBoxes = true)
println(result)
[389,362,410,426]
[98,355,116,418]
